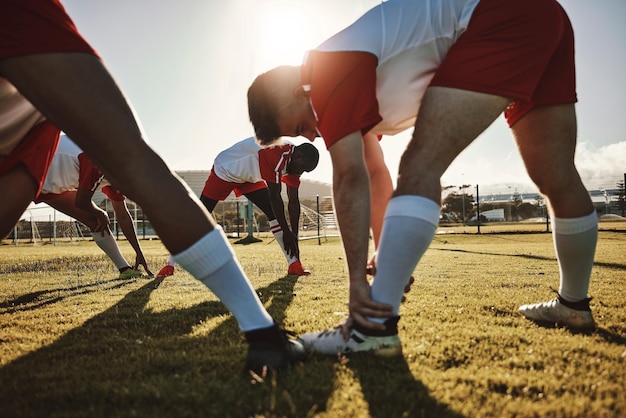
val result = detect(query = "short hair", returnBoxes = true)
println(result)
[248,66,291,145]
[295,142,320,168]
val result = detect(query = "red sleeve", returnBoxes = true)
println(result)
[303,51,381,149]
[281,174,301,188]
[102,185,125,202]
[0,0,97,59]
[77,153,104,192]
[258,145,293,184]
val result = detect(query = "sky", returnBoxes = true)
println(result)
[31,0,626,220]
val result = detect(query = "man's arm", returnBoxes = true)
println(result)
[363,132,393,272]
[286,185,301,236]
[110,199,153,275]
[267,181,298,258]
[75,186,110,234]
[328,131,393,331]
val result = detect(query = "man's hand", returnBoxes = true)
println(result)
[281,230,300,258]
[92,207,110,236]
[347,279,393,335]
[134,254,154,277]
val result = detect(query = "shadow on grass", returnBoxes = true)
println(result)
[0,274,337,417]
[0,276,142,312]
[0,270,466,417]
[434,247,626,271]
[348,354,465,418]
[521,320,626,346]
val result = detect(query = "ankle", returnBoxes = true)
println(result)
[244,323,284,346]
[355,316,400,337]
[558,294,592,311]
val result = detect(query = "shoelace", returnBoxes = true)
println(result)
[317,326,343,338]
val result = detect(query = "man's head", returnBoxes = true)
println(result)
[287,143,319,175]
[248,66,318,145]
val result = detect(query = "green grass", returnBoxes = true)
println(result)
[0,224,625,418]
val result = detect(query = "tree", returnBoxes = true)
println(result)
[441,191,475,223]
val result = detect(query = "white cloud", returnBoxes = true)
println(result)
[576,141,626,187]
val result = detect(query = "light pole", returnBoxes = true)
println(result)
[600,188,609,215]
[459,184,471,226]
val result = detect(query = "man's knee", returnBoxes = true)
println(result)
[0,166,39,238]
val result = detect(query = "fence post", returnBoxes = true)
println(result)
[317,195,321,245]
[236,201,240,238]
[476,184,481,234]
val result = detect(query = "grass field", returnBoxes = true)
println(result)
[0,223,625,418]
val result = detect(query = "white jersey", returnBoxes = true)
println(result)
[314,0,480,135]
[40,134,83,194]
[213,136,294,184]
[40,133,114,196]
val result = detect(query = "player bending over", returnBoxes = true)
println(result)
[156,137,319,278]
[248,0,597,356]
[37,134,153,279]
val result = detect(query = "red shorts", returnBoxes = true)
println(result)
[0,0,96,59]
[430,0,576,126]
[102,185,125,202]
[0,121,61,198]
[200,168,267,201]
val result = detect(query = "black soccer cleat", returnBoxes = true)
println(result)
[244,324,307,375]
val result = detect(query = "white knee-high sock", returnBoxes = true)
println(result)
[165,254,175,267]
[92,232,129,270]
[269,219,297,265]
[173,227,274,331]
[552,212,598,302]
[370,196,440,323]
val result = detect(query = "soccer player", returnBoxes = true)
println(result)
[156,137,319,278]
[37,134,153,279]
[248,0,598,355]
[0,0,304,373]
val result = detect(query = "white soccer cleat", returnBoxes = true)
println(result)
[298,317,402,357]
[519,296,595,330]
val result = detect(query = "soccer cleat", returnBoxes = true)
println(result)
[519,295,596,330]
[287,260,311,276]
[298,316,402,357]
[119,268,142,279]
[156,264,175,279]
[244,325,307,375]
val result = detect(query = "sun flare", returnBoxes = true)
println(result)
[255,2,317,68]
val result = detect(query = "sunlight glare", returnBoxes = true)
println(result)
[255,2,316,69]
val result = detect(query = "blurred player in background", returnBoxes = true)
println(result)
[37,134,153,279]
[156,136,319,279]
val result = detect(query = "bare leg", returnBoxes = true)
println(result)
[199,195,219,213]
[244,189,276,220]
[370,87,510,319]
[0,53,280,333]
[245,188,300,267]
[42,192,133,270]
[0,53,212,254]
[395,87,510,198]
[40,192,98,230]
[513,104,596,304]
[511,104,593,217]
[0,49,303,371]
[0,165,38,239]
